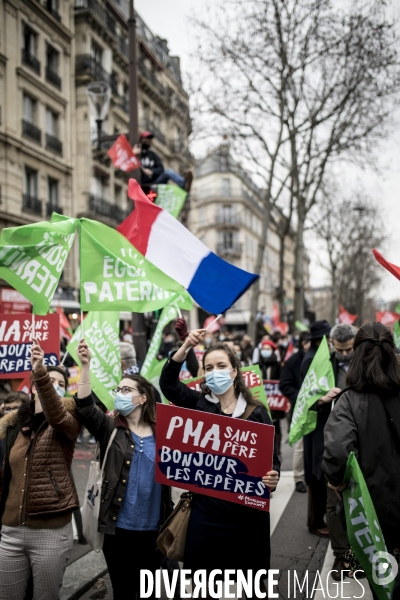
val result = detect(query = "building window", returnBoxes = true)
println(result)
[22,94,41,144]
[221,178,231,197]
[91,174,109,200]
[22,26,40,74]
[114,185,122,206]
[91,40,103,65]
[45,0,61,20]
[45,108,62,154]
[48,178,59,206]
[24,168,38,198]
[23,94,36,123]
[46,46,61,89]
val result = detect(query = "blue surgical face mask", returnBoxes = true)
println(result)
[261,349,273,359]
[53,383,66,398]
[114,392,141,416]
[205,369,234,395]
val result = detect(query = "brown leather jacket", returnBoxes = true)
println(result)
[0,366,80,523]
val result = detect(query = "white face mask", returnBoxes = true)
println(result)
[53,383,66,398]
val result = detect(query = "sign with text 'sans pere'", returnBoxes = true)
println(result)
[156,404,275,512]
[0,313,60,378]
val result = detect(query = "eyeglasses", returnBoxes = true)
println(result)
[111,386,139,397]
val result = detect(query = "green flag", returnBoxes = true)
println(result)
[0,217,77,314]
[155,185,187,218]
[79,218,192,312]
[395,303,400,314]
[343,452,395,600]
[289,336,335,446]
[394,321,400,349]
[67,311,121,411]
[144,357,169,404]
[295,320,309,332]
[141,305,178,377]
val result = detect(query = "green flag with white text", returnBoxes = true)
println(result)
[289,337,335,446]
[155,185,187,218]
[144,357,169,404]
[343,452,395,600]
[0,217,77,314]
[141,305,178,377]
[295,320,309,332]
[394,320,400,349]
[79,218,192,312]
[67,311,121,411]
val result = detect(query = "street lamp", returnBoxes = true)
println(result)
[86,82,111,148]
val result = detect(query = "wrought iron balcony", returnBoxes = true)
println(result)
[138,60,167,101]
[46,203,63,217]
[75,55,110,84]
[22,120,41,144]
[23,194,42,216]
[46,134,63,155]
[21,49,41,75]
[75,0,116,38]
[216,243,242,258]
[46,66,61,89]
[216,213,241,227]
[89,195,129,222]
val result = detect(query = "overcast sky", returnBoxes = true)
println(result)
[136,0,400,305]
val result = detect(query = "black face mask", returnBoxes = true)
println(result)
[335,351,354,364]
[141,141,151,149]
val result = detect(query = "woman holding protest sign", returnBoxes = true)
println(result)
[322,322,400,597]
[74,339,173,600]
[0,340,80,600]
[160,329,280,590]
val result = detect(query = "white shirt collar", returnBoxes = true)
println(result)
[205,392,247,418]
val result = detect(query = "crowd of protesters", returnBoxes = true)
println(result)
[0,307,399,599]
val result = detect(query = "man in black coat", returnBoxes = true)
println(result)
[279,331,310,493]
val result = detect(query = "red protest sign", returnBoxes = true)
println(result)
[264,380,290,412]
[376,311,400,326]
[0,313,60,378]
[339,305,357,325]
[156,403,275,511]
[107,134,140,172]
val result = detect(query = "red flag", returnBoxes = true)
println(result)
[107,134,140,172]
[17,374,31,395]
[284,339,294,362]
[339,305,357,325]
[203,315,222,333]
[372,249,400,281]
[57,305,73,338]
[272,303,280,328]
[376,311,400,326]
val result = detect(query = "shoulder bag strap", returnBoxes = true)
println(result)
[100,427,118,474]
[239,404,257,420]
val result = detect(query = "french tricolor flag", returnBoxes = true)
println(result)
[117,180,259,314]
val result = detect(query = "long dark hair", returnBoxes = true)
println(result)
[202,342,263,407]
[346,322,400,392]
[122,374,156,424]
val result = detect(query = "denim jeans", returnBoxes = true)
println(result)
[153,168,185,188]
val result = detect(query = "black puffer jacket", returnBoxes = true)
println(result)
[322,388,400,549]
[74,394,173,535]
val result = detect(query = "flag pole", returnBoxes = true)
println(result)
[80,311,84,338]
[205,314,222,331]
[31,312,35,341]
[61,351,69,366]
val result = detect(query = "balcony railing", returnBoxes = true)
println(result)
[118,37,128,58]
[138,60,167,100]
[46,134,63,155]
[75,0,116,38]
[22,120,41,144]
[216,213,241,227]
[23,194,42,215]
[45,3,61,21]
[46,203,63,217]
[89,195,129,222]
[75,55,110,84]
[21,49,41,75]
[46,66,61,89]
[216,243,242,258]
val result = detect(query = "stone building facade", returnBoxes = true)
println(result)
[0,0,192,309]
[189,146,301,327]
